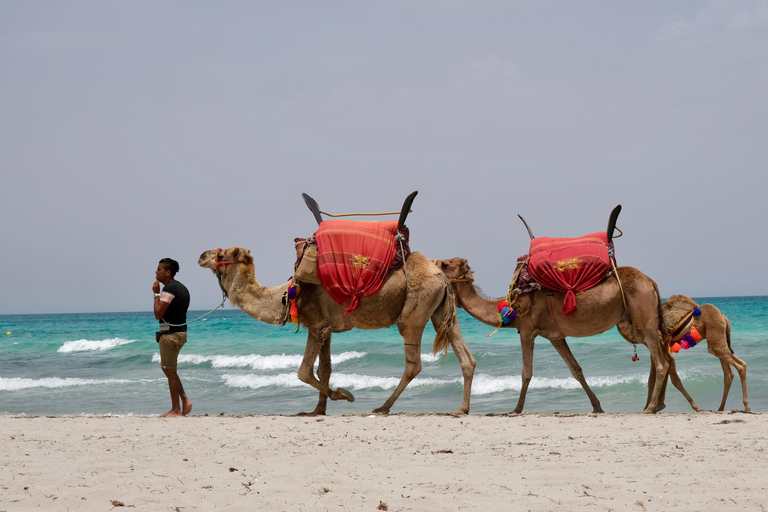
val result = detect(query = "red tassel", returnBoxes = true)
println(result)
[561,289,577,317]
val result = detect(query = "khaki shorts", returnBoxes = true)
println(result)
[158,331,187,369]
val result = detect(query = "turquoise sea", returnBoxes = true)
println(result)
[1,296,766,417]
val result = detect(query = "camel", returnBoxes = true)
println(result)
[618,294,749,412]
[199,246,476,415]
[435,257,699,414]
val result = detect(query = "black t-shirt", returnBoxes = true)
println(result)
[160,280,190,333]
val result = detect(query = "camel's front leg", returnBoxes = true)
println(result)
[549,338,603,413]
[297,327,354,414]
[511,333,535,414]
[307,337,333,416]
[666,355,700,412]
[373,325,424,414]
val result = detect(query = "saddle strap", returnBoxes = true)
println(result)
[547,293,567,339]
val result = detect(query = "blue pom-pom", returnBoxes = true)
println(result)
[688,340,697,348]
[500,307,516,325]
[287,287,297,300]
[693,307,702,316]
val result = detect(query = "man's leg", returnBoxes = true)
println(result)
[161,367,192,417]
[159,332,192,417]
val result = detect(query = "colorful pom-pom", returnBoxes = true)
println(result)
[680,339,690,350]
[497,301,508,313]
[287,287,297,301]
[499,306,516,325]
[690,326,702,342]
[693,308,702,317]
[671,343,681,353]
[632,355,639,361]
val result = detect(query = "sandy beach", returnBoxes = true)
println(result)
[1,412,765,511]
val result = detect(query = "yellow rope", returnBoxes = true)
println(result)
[319,210,407,217]
[610,256,628,310]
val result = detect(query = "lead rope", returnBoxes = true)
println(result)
[161,292,227,327]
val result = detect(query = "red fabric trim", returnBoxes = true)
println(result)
[527,232,610,317]
[315,220,399,313]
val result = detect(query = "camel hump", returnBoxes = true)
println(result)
[606,204,622,243]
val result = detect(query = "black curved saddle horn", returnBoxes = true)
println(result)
[606,204,621,243]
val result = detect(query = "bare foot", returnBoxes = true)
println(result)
[182,400,193,416]
[160,410,184,417]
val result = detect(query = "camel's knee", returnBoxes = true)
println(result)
[404,359,422,379]
[297,366,314,385]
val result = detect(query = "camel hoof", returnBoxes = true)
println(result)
[450,409,469,417]
[331,387,355,402]
[296,409,326,417]
[371,406,390,414]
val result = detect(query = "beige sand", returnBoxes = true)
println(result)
[1,412,764,511]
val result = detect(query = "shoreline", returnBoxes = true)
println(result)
[2,411,764,510]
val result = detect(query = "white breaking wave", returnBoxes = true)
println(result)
[221,372,458,390]
[58,338,137,353]
[470,373,645,395]
[151,351,366,370]
[0,377,133,391]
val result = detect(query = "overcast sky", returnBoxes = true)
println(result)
[2,1,767,315]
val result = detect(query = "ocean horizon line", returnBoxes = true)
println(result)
[3,293,767,317]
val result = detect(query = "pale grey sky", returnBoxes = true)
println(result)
[2,1,767,314]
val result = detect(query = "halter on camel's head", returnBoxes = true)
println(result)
[434,258,475,283]
[211,247,254,298]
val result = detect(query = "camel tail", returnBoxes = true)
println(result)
[726,316,734,354]
[432,285,457,356]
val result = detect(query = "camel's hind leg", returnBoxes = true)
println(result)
[549,338,604,413]
[373,324,425,414]
[511,332,536,414]
[297,326,354,413]
[708,341,749,412]
[444,320,476,415]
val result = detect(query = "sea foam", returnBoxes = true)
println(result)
[58,338,136,353]
[221,372,458,390]
[470,373,646,395]
[151,351,367,369]
[0,377,132,391]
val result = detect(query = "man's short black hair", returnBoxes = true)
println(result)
[159,258,180,277]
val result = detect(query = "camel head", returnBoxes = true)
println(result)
[198,246,254,272]
[434,258,475,283]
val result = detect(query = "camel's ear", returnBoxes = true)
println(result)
[230,247,253,265]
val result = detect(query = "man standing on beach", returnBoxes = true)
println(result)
[153,258,193,417]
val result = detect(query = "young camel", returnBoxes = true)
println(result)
[436,258,699,414]
[199,247,476,416]
[618,294,749,412]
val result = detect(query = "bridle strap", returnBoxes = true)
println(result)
[214,248,232,298]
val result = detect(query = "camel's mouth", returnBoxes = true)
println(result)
[198,250,218,269]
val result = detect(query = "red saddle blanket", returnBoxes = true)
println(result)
[315,220,399,313]
[527,232,612,317]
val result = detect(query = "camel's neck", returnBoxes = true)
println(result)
[452,281,507,327]
[220,266,288,325]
